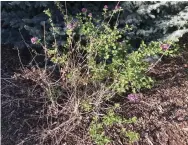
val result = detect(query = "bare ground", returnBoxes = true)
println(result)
[118,55,188,145]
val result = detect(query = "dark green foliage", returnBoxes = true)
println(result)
[2,1,65,49]
[1,1,115,49]
[120,1,188,42]
[2,1,188,49]
[2,2,49,48]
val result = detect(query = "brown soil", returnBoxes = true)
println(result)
[1,46,45,145]
[118,56,188,145]
[1,34,188,145]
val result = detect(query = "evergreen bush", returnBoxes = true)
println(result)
[120,1,188,43]
[2,1,187,49]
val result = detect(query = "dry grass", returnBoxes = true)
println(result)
[1,45,117,145]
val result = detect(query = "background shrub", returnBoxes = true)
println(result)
[1,1,115,49]
[2,1,188,49]
[119,2,188,43]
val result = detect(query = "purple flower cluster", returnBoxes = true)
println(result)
[104,5,108,9]
[115,5,121,10]
[67,23,74,30]
[127,94,139,102]
[81,8,92,18]
[31,37,39,44]
[82,8,87,13]
[88,13,92,17]
[160,44,170,51]
[66,19,78,30]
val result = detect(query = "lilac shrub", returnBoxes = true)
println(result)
[34,5,179,145]
[43,5,178,94]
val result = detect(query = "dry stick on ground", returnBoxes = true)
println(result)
[145,54,164,73]
[40,98,81,144]
[16,47,25,71]
[146,44,171,73]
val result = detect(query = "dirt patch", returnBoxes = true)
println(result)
[118,52,188,145]
[1,46,44,145]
